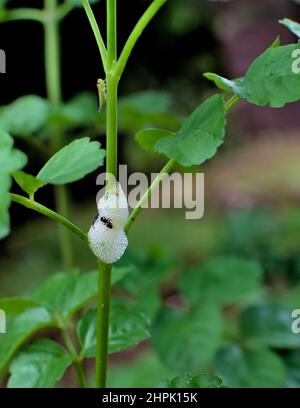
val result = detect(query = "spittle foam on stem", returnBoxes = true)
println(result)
[88,182,129,264]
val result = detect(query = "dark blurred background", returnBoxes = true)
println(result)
[2,0,300,387]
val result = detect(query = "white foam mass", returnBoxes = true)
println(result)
[88,182,129,264]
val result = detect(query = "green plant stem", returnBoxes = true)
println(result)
[10,193,87,243]
[95,262,112,388]
[94,0,117,389]
[82,0,108,72]
[60,322,88,388]
[115,0,167,79]
[124,158,176,233]
[125,94,241,233]
[6,8,44,22]
[44,0,74,269]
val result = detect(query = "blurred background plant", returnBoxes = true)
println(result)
[1,0,300,388]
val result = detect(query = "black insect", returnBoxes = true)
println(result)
[100,216,113,229]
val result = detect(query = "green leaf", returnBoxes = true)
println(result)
[216,345,285,388]
[50,93,97,127]
[13,171,46,199]
[8,339,72,388]
[30,267,130,320]
[240,41,300,107]
[37,137,106,184]
[159,372,224,388]
[0,297,40,315]
[280,18,300,38]
[240,304,300,348]
[203,73,244,94]
[0,132,27,174]
[152,304,223,372]
[155,95,226,166]
[70,0,101,6]
[77,298,151,357]
[118,91,181,134]
[0,174,11,238]
[0,132,27,239]
[0,308,54,377]
[0,96,50,135]
[135,128,175,153]
[180,256,263,306]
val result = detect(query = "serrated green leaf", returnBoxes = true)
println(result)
[8,339,72,388]
[0,297,40,315]
[37,137,106,184]
[240,304,300,348]
[135,128,175,152]
[0,96,50,136]
[13,171,46,199]
[30,267,131,320]
[152,304,223,372]
[216,345,285,388]
[155,95,226,166]
[77,298,151,357]
[180,256,263,306]
[159,372,224,388]
[0,308,54,377]
[280,18,300,38]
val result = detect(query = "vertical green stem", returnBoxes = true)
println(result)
[95,0,118,388]
[44,0,74,269]
[95,262,112,388]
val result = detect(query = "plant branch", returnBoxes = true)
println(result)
[82,0,108,72]
[10,193,88,243]
[5,8,45,23]
[44,0,74,269]
[125,94,241,233]
[115,0,167,79]
[95,261,112,388]
[124,158,176,233]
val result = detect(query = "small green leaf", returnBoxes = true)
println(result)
[37,137,106,184]
[0,96,50,136]
[240,304,300,348]
[77,299,151,357]
[0,132,27,239]
[155,95,226,167]
[13,171,46,199]
[0,132,27,174]
[152,304,223,372]
[280,18,300,38]
[135,128,175,152]
[0,297,40,315]
[0,308,54,377]
[30,267,131,319]
[159,372,224,388]
[180,256,263,306]
[70,0,101,6]
[203,73,244,94]
[8,339,72,388]
[216,345,286,388]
